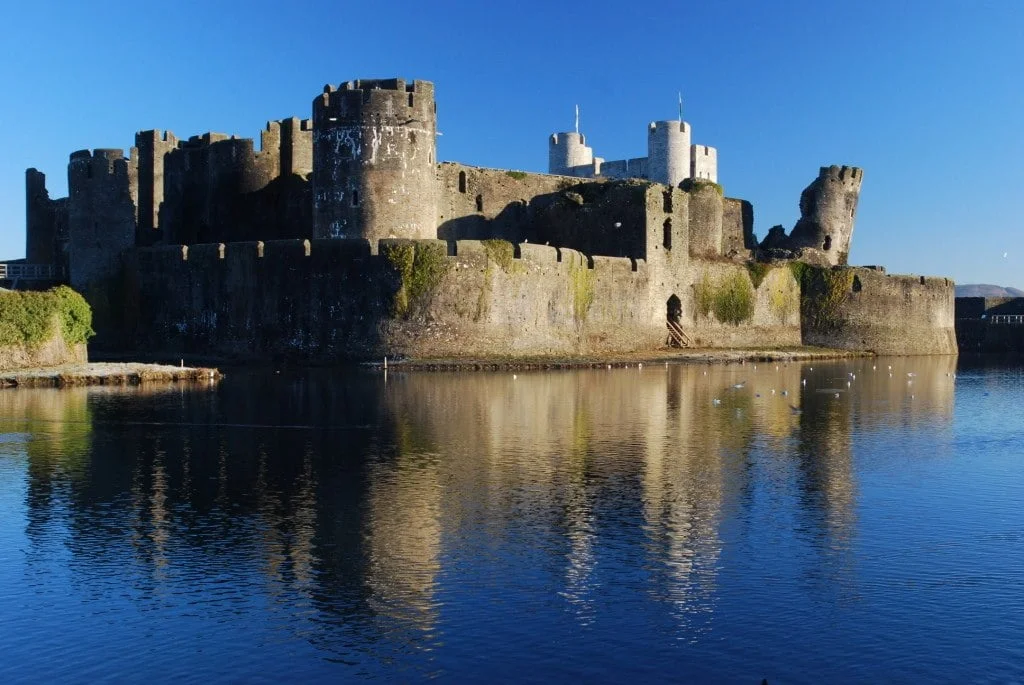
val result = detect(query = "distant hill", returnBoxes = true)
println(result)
[955,284,1024,298]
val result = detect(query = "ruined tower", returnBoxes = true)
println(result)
[647,121,691,187]
[66,149,137,290]
[786,165,863,266]
[134,130,179,244]
[26,169,59,265]
[312,79,438,247]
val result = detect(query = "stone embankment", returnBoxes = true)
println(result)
[375,346,870,371]
[0,362,221,388]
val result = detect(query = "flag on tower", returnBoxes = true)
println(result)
[678,92,683,122]
[575,104,580,134]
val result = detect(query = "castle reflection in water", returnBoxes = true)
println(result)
[2,357,956,661]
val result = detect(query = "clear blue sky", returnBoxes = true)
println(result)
[1,0,1022,286]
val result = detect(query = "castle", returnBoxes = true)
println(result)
[549,117,717,186]
[18,78,957,360]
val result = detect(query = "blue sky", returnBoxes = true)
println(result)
[1,0,1021,285]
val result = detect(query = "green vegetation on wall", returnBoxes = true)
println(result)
[505,170,528,180]
[383,242,451,317]
[792,262,854,330]
[680,178,724,195]
[569,259,595,321]
[696,271,754,325]
[746,262,772,289]
[0,286,94,349]
[482,239,517,273]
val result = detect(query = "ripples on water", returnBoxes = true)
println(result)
[0,358,1022,682]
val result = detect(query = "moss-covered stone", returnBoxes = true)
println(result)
[383,242,451,317]
[569,259,595,321]
[696,271,754,325]
[680,178,724,195]
[482,239,517,273]
[746,262,772,289]
[795,263,855,331]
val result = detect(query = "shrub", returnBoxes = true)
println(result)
[0,286,94,348]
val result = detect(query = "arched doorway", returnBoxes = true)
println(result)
[666,294,689,347]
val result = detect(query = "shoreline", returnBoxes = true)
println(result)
[0,362,222,389]
[370,346,875,371]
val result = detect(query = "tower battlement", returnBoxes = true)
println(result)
[819,165,864,187]
[312,78,438,245]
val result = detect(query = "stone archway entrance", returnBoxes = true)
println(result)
[666,294,689,347]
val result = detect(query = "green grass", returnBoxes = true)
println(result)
[505,170,528,180]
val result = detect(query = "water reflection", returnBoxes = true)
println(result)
[0,356,959,677]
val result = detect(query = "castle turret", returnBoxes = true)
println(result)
[135,130,179,243]
[690,144,717,183]
[66,149,138,290]
[647,121,691,187]
[312,79,438,247]
[548,132,593,176]
[26,169,58,265]
[786,165,863,266]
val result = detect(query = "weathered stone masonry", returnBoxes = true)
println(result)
[23,77,957,359]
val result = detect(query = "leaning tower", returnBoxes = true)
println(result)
[786,165,864,266]
[312,79,438,248]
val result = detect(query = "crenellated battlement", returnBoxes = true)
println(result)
[316,79,436,115]
[819,164,864,185]
[648,121,690,134]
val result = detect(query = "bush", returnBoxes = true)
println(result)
[0,286,94,348]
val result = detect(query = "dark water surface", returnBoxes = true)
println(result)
[1,357,1022,683]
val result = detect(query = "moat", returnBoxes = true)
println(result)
[1,358,1021,682]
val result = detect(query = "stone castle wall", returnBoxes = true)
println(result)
[802,267,957,354]
[124,238,816,361]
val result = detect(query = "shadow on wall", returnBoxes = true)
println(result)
[438,182,647,260]
[437,200,530,242]
[155,172,311,246]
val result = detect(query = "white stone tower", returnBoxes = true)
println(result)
[647,121,691,187]
[548,132,593,176]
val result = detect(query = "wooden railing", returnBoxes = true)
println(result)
[989,314,1024,325]
[667,319,691,348]
[0,263,64,281]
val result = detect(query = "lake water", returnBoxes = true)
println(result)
[1,357,1022,683]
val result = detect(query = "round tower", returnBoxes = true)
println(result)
[548,132,593,176]
[787,165,864,266]
[312,79,438,247]
[647,121,690,187]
